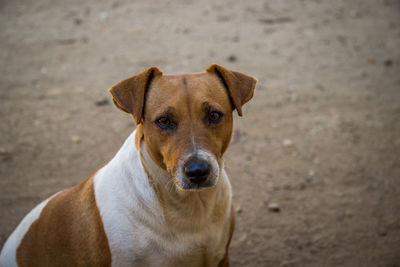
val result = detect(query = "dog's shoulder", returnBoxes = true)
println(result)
[16,175,111,267]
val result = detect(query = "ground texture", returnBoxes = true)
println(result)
[1,0,400,266]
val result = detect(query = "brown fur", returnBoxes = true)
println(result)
[218,205,235,267]
[16,175,111,267]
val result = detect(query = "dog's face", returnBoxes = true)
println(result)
[142,73,233,190]
[110,64,256,191]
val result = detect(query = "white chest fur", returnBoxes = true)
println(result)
[93,130,232,267]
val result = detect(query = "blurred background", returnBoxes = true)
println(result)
[1,0,399,266]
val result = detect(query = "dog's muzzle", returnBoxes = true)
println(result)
[176,150,219,190]
[184,159,211,184]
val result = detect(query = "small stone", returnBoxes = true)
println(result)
[283,184,291,190]
[227,55,237,62]
[308,170,315,177]
[232,36,240,42]
[337,35,347,45]
[70,135,81,144]
[268,203,280,212]
[217,15,231,22]
[0,147,9,154]
[315,84,325,91]
[95,98,110,106]
[59,158,69,166]
[111,2,120,8]
[74,18,83,25]
[378,228,387,237]
[55,113,71,121]
[99,11,108,20]
[235,206,243,214]
[368,57,375,64]
[238,233,247,242]
[46,89,63,97]
[282,139,293,147]
[384,59,393,67]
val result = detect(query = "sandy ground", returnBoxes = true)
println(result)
[1,0,400,266]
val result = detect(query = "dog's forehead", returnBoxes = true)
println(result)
[146,72,230,111]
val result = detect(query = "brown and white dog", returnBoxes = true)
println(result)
[0,64,256,267]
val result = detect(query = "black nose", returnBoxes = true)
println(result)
[184,159,210,184]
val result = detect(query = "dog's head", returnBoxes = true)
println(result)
[110,64,256,190]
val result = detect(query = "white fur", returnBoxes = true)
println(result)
[94,130,232,266]
[0,193,58,267]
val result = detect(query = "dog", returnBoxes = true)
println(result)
[0,63,256,267]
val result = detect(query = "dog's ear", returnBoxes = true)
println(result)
[206,64,257,116]
[109,67,162,124]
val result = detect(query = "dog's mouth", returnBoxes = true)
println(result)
[174,150,219,191]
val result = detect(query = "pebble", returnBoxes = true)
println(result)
[378,229,387,237]
[55,113,71,121]
[227,55,237,62]
[95,98,110,106]
[268,203,280,212]
[46,89,63,97]
[368,57,375,64]
[235,205,243,214]
[282,139,293,147]
[0,147,8,154]
[74,18,83,25]
[99,11,108,21]
[384,59,393,67]
[70,135,81,144]
[315,83,325,91]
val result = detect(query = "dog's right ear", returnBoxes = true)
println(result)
[109,67,162,124]
[206,64,257,116]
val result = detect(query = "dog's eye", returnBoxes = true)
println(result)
[155,117,175,129]
[208,111,223,123]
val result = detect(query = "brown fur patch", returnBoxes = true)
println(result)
[16,175,111,267]
[218,204,235,267]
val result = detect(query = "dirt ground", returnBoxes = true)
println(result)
[1,0,400,266]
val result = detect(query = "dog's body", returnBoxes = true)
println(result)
[0,64,256,267]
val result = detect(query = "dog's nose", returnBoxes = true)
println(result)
[184,159,210,184]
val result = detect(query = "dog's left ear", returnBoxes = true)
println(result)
[109,67,163,124]
[206,63,257,116]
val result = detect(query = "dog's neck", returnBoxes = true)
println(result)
[138,136,230,231]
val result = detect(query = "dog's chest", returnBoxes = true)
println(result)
[118,218,228,267]
[93,134,231,266]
